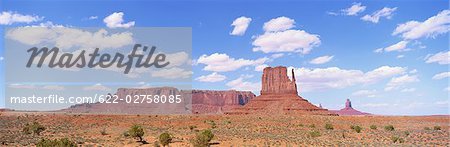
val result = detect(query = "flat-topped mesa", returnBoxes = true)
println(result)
[260,66,298,95]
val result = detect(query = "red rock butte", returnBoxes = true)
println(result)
[227,66,335,115]
[331,99,371,116]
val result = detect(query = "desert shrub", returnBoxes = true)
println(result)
[309,130,321,137]
[391,136,404,143]
[325,123,334,130]
[298,124,304,127]
[189,125,197,131]
[384,125,395,131]
[158,132,172,146]
[129,125,145,142]
[191,129,214,147]
[36,138,76,147]
[204,120,217,129]
[370,125,377,130]
[23,122,46,135]
[404,131,410,136]
[424,127,431,130]
[100,128,108,135]
[309,124,316,128]
[351,125,362,133]
[433,126,441,130]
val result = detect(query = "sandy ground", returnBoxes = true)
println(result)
[0,111,449,146]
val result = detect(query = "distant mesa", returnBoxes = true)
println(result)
[331,99,371,116]
[227,66,336,115]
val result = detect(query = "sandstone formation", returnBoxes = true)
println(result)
[331,99,371,116]
[227,66,335,115]
[61,87,255,114]
[192,90,255,114]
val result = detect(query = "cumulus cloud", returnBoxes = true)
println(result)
[103,12,135,28]
[6,27,134,50]
[425,50,450,65]
[197,53,268,72]
[401,88,416,92]
[351,90,377,98]
[196,72,226,82]
[393,10,450,40]
[342,3,366,16]
[226,75,260,92]
[83,83,111,91]
[288,66,406,92]
[252,30,320,54]
[361,7,397,23]
[230,16,252,36]
[263,16,295,32]
[432,72,450,80]
[271,53,284,59]
[376,41,409,53]
[385,75,419,91]
[309,55,334,64]
[0,11,43,25]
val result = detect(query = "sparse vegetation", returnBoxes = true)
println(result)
[100,128,108,135]
[391,136,404,143]
[325,123,334,130]
[129,125,145,142]
[404,131,410,136]
[189,125,197,132]
[158,132,172,146]
[433,126,441,130]
[204,120,217,129]
[424,127,431,130]
[384,125,395,131]
[370,125,377,130]
[191,129,214,147]
[309,124,316,128]
[23,122,46,135]
[309,130,321,137]
[36,138,76,147]
[351,125,362,133]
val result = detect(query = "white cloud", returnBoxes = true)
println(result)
[396,55,405,59]
[351,90,377,98]
[385,75,419,91]
[103,12,135,28]
[226,75,260,92]
[88,16,98,20]
[342,3,366,16]
[254,64,269,72]
[0,11,43,25]
[263,16,295,32]
[271,53,284,59]
[361,7,397,23]
[6,27,134,50]
[409,69,418,74]
[252,30,320,54]
[376,41,409,53]
[151,67,192,79]
[432,72,450,80]
[83,83,111,91]
[42,85,65,91]
[425,50,450,65]
[401,88,416,92]
[309,55,334,64]
[197,53,268,72]
[230,16,252,36]
[445,87,450,92]
[196,72,226,82]
[288,66,406,92]
[0,56,3,61]
[393,10,450,40]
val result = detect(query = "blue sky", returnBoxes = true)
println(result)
[0,0,448,115]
